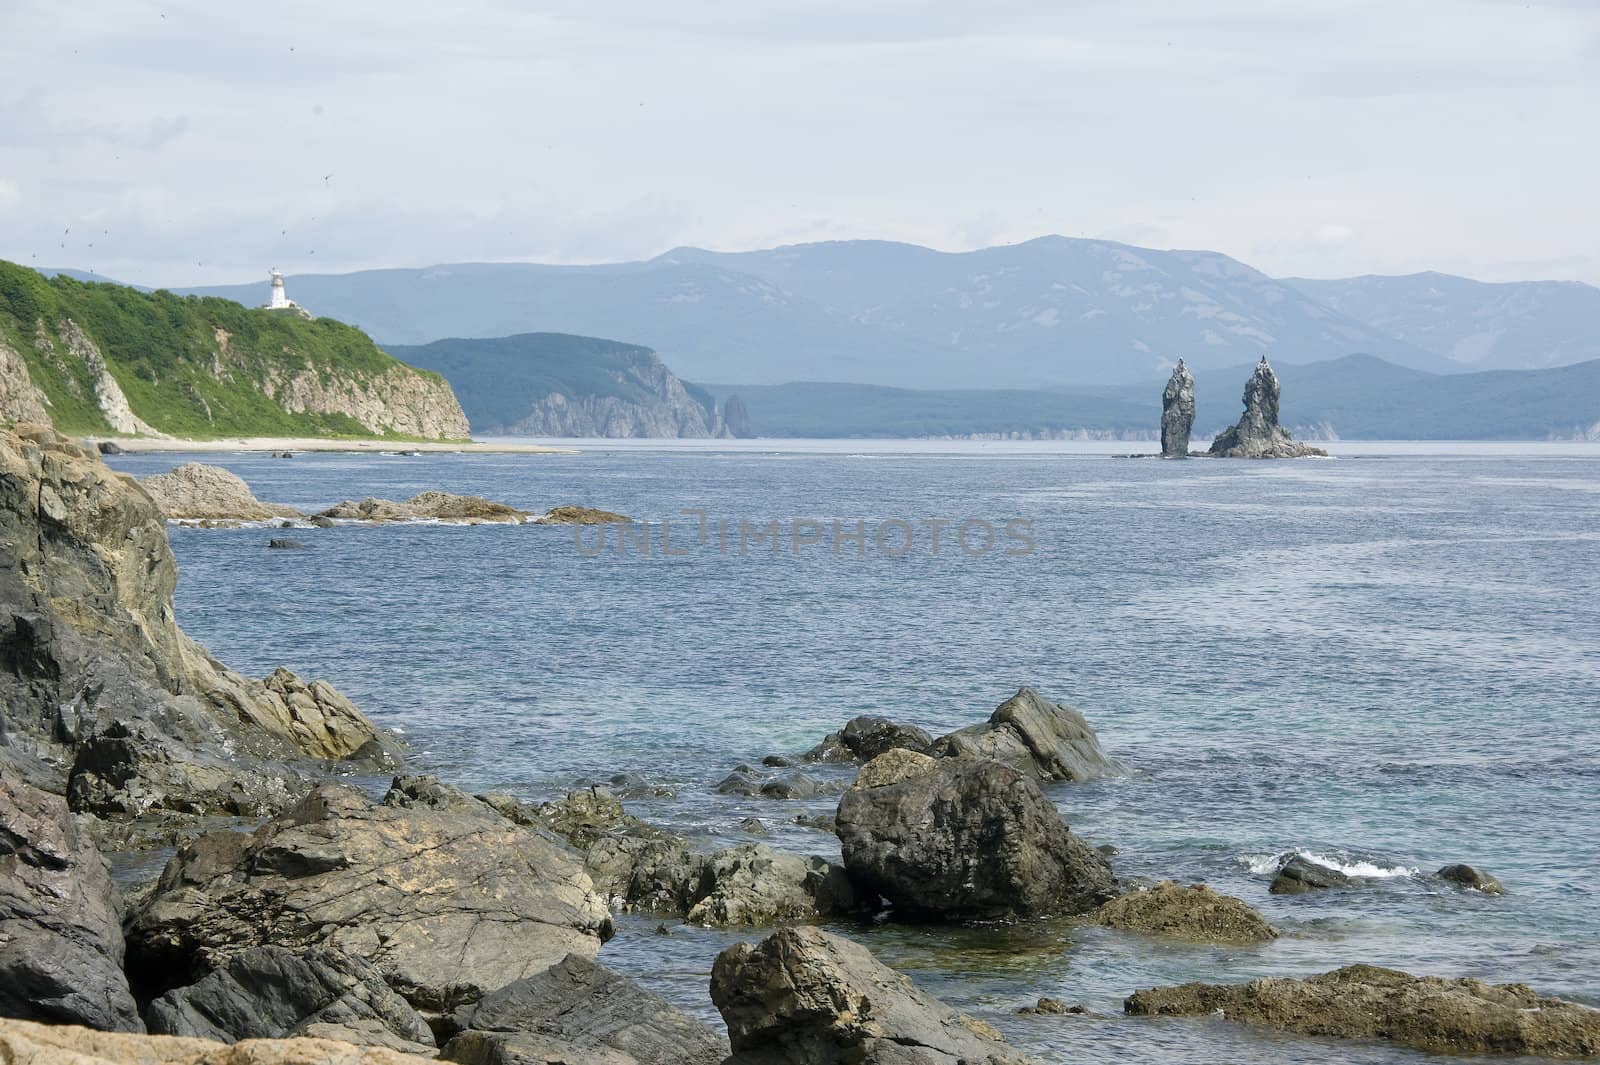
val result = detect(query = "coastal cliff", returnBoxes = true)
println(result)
[389,332,729,438]
[0,423,395,818]
[0,261,469,440]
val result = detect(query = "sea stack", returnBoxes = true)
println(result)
[1208,356,1327,458]
[1160,359,1196,457]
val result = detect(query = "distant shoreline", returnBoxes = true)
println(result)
[91,435,577,455]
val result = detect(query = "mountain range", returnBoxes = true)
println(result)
[167,237,1600,389]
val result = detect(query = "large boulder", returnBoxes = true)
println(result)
[1160,358,1196,458]
[0,426,392,827]
[0,1017,441,1064]
[1085,881,1277,945]
[1436,863,1505,894]
[1125,964,1600,1057]
[139,463,303,522]
[836,755,1113,920]
[711,926,1037,1065]
[443,954,727,1065]
[928,687,1124,782]
[1207,357,1327,458]
[0,775,142,1031]
[146,946,436,1054]
[125,784,613,1018]
[1268,854,1354,894]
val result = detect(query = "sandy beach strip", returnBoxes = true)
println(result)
[90,435,578,455]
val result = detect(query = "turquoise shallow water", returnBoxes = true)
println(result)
[107,441,1600,1064]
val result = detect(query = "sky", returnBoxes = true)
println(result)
[2,0,1597,288]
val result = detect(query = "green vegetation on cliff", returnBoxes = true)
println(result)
[0,260,469,439]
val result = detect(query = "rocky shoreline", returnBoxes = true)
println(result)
[3,422,1592,1064]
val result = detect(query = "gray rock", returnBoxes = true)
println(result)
[1269,854,1354,894]
[1085,881,1277,945]
[836,755,1113,920]
[310,515,336,528]
[802,715,933,763]
[1124,964,1600,1057]
[928,687,1125,782]
[1436,863,1505,894]
[266,538,305,550]
[444,954,726,1065]
[0,775,142,1032]
[711,926,1037,1065]
[96,440,126,455]
[758,772,822,800]
[146,945,436,1054]
[723,394,754,439]
[382,773,488,814]
[1160,358,1196,458]
[684,843,857,926]
[1207,357,1328,458]
[124,784,613,1019]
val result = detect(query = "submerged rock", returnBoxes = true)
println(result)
[711,926,1037,1065]
[1125,964,1600,1057]
[0,776,142,1032]
[537,505,632,525]
[146,945,436,1054]
[0,1017,442,1064]
[1160,359,1196,458]
[836,756,1113,920]
[445,954,727,1065]
[141,462,304,522]
[125,784,613,1018]
[1207,357,1328,458]
[1436,863,1505,894]
[266,538,305,550]
[929,687,1125,782]
[1268,854,1354,894]
[1086,881,1277,945]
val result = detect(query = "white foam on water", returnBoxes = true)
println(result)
[1240,849,1420,879]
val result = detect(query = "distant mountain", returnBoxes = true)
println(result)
[0,261,468,439]
[703,355,1600,441]
[1285,272,1600,371]
[176,237,1449,388]
[389,332,730,438]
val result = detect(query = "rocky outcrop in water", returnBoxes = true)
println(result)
[1086,881,1277,945]
[1125,964,1600,1057]
[140,463,302,523]
[1268,854,1353,894]
[928,687,1125,782]
[835,753,1113,920]
[723,393,754,438]
[317,491,528,524]
[536,505,633,525]
[1160,359,1195,457]
[0,776,142,1032]
[444,953,728,1065]
[124,784,614,1019]
[145,946,437,1054]
[1208,357,1328,458]
[800,715,934,764]
[0,425,392,822]
[711,926,1037,1065]
[1436,863,1505,894]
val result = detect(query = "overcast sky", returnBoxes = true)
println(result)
[3,0,1596,288]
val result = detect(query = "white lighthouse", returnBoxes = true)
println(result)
[263,269,298,311]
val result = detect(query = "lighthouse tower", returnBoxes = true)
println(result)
[265,269,293,310]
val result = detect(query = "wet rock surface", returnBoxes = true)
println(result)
[145,945,436,1054]
[928,687,1125,782]
[1437,863,1505,894]
[1125,964,1600,1057]
[800,715,934,763]
[124,784,613,1017]
[1207,357,1327,458]
[1086,881,1277,945]
[0,776,141,1032]
[1268,854,1354,894]
[711,926,1038,1065]
[836,756,1113,920]
[444,953,727,1065]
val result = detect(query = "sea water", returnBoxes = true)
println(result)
[106,440,1600,1065]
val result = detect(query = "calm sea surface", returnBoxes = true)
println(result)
[106,440,1600,1065]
